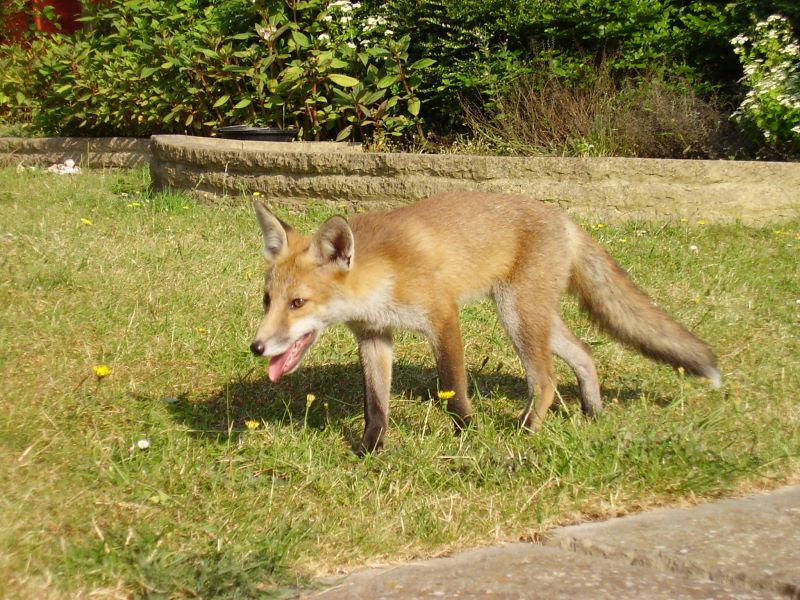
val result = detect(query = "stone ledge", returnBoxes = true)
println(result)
[0,136,151,169]
[2,135,798,225]
[151,134,800,225]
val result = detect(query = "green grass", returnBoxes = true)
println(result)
[1,167,798,599]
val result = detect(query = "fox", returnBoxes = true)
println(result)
[249,192,721,454]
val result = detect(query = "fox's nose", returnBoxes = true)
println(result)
[250,340,265,356]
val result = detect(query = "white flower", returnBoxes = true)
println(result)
[136,439,151,450]
[319,33,330,42]
[689,244,699,253]
[363,15,388,32]
[256,24,277,42]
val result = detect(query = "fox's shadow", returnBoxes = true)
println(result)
[165,360,660,447]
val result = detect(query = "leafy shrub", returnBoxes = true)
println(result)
[362,0,759,133]
[3,0,799,158]
[731,14,800,157]
[0,43,32,126]
[462,65,734,158]
[5,0,433,144]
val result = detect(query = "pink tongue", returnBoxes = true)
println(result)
[268,353,291,383]
[267,332,314,383]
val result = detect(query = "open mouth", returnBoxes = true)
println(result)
[267,331,317,383]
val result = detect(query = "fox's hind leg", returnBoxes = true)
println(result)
[550,316,602,416]
[428,304,474,431]
[493,283,557,431]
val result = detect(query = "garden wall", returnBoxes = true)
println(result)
[0,136,150,169]
[2,134,799,225]
[151,135,800,225]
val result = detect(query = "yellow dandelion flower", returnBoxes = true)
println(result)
[80,218,93,226]
[252,191,262,197]
[437,390,456,400]
[306,393,316,406]
[245,419,260,430]
[196,327,208,333]
[126,202,142,208]
[697,219,706,225]
[93,364,111,379]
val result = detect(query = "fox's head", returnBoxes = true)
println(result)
[250,201,354,383]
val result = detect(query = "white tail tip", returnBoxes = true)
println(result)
[706,367,723,389]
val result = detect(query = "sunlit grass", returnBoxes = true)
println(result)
[1,167,798,598]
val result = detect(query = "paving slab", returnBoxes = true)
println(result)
[546,486,800,598]
[303,486,800,599]
[305,543,779,599]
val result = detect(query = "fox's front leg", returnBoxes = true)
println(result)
[430,308,474,431]
[355,328,393,454]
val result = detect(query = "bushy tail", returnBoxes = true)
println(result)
[569,227,721,387]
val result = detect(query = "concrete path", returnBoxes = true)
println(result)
[303,486,800,599]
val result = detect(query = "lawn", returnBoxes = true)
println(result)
[1,167,798,599]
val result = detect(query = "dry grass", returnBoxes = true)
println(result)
[1,167,798,598]
[462,66,736,158]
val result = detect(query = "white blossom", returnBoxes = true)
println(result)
[256,24,277,42]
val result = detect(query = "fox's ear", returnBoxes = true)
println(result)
[311,215,354,272]
[253,200,291,262]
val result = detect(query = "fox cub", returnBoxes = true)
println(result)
[250,192,721,453]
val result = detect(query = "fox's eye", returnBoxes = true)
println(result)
[262,292,271,310]
[290,298,306,310]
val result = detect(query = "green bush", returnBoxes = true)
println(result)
[362,0,748,130]
[0,43,31,125]
[2,0,799,157]
[4,0,433,144]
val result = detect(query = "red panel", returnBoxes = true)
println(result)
[33,0,83,34]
